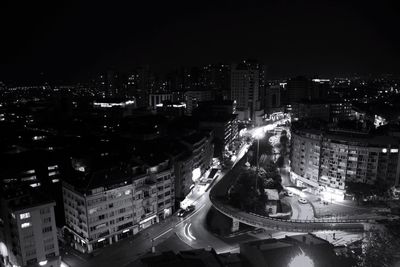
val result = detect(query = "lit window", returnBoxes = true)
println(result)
[390,149,398,153]
[20,212,31,220]
[125,190,131,195]
[30,182,41,188]
[21,222,32,228]
[47,165,58,170]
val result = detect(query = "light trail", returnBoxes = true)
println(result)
[183,223,194,241]
[187,223,196,240]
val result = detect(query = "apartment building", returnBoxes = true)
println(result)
[0,187,59,267]
[62,159,175,253]
[181,132,214,183]
[291,127,400,200]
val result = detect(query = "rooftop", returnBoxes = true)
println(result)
[1,185,55,212]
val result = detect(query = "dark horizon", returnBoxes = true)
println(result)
[1,0,399,84]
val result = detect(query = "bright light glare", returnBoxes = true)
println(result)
[39,260,48,266]
[253,128,265,139]
[192,168,201,182]
[321,190,343,202]
[0,242,8,257]
[288,250,314,267]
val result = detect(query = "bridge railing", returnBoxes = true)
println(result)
[209,195,370,231]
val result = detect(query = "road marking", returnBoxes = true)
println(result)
[153,227,173,241]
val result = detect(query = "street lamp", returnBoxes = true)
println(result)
[253,128,265,192]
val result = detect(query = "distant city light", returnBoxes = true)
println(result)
[93,100,135,108]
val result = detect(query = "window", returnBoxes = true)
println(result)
[26,249,36,257]
[21,222,32,229]
[43,217,51,224]
[20,212,31,219]
[44,244,54,251]
[42,226,52,233]
[46,252,56,258]
[40,208,50,215]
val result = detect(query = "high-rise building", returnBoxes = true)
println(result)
[231,60,263,121]
[200,64,231,100]
[0,187,60,267]
[285,77,331,104]
[96,70,123,97]
[149,93,173,109]
[184,90,213,115]
[262,85,281,113]
[127,66,155,108]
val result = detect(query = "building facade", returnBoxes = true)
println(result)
[291,127,400,200]
[0,189,60,267]
[231,61,261,121]
[198,114,238,157]
[149,93,173,109]
[62,160,175,253]
[184,90,213,115]
[181,132,214,183]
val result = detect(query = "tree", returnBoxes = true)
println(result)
[276,156,285,168]
[228,168,269,213]
[357,229,400,267]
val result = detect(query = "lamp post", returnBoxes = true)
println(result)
[253,129,265,193]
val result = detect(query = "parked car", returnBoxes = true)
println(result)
[186,205,195,213]
[298,198,308,204]
[284,191,293,197]
[177,205,195,217]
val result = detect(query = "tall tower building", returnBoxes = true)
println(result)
[231,60,263,121]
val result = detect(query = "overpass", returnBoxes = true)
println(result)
[209,195,371,232]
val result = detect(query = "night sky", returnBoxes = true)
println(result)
[1,0,399,83]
